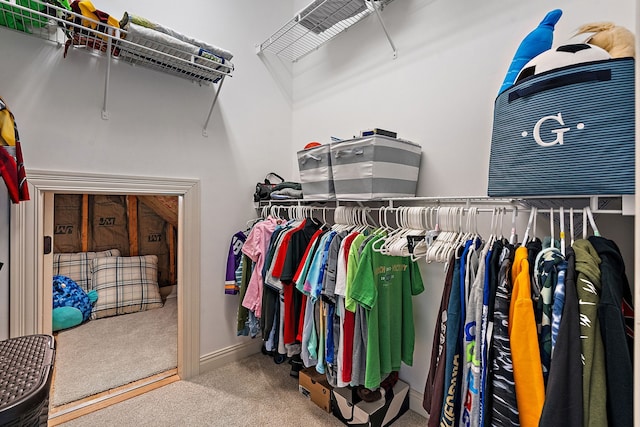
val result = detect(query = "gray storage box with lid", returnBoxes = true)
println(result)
[488,57,635,197]
[330,135,422,200]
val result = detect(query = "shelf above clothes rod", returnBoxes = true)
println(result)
[256,0,396,62]
[0,0,233,134]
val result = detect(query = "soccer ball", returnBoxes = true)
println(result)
[515,43,611,84]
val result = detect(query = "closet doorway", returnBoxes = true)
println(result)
[8,170,202,416]
[50,193,179,414]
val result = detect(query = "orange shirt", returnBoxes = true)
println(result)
[509,246,545,427]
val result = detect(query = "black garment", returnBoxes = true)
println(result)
[483,239,504,427]
[423,254,455,426]
[588,236,634,427]
[487,240,505,324]
[539,247,583,427]
[280,219,320,282]
[525,238,543,327]
[489,245,519,427]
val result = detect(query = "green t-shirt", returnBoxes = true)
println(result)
[350,239,425,389]
[344,233,367,312]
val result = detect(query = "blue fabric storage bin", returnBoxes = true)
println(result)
[488,57,635,197]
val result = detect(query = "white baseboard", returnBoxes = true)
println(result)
[199,340,263,374]
[409,388,429,420]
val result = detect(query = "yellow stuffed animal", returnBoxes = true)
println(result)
[575,22,635,58]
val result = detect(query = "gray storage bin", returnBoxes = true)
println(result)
[297,144,336,200]
[330,135,421,200]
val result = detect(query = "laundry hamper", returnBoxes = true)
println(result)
[0,335,56,427]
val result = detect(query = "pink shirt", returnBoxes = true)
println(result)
[241,216,279,317]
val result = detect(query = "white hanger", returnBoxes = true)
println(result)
[559,207,565,256]
[585,206,601,237]
[509,206,518,245]
[549,208,555,249]
[441,207,467,263]
[569,207,575,246]
[521,207,537,245]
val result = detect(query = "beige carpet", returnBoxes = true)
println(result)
[52,297,178,407]
[60,352,427,426]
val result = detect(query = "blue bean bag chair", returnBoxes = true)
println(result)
[52,275,98,331]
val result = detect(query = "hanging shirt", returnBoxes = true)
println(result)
[489,245,519,426]
[588,236,634,427]
[241,216,279,318]
[336,232,360,385]
[573,239,607,427]
[440,251,463,427]
[480,239,503,425]
[535,245,564,379]
[423,254,455,427]
[509,246,545,427]
[460,241,490,427]
[281,220,321,350]
[539,246,583,427]
[225,231,246,294]
[350,237,425,390]
[295,230,325,293]
[550,257,567,355]
[0,97,29,203]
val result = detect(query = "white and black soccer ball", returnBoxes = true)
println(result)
[515,43,611,84]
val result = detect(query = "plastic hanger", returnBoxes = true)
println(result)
[521,207,537,246]
[549,208,555,249]
[569,207,575,246]
[559,206,565,256]
[585,206,601,237]
[509,206,518,245]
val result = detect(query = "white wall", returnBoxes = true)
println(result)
[0,1,296,351]
[288,0,636,396]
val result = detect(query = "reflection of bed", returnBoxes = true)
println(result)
[118,16,234,84]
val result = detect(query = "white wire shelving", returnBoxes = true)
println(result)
[0,0,233,135]
[256,0,396,62]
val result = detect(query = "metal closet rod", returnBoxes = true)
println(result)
[258,195,624,215]
[262,205,621,215]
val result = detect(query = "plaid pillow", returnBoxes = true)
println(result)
[53,249,121,292]
[90,255,163,320]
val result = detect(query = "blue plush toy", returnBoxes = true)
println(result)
[52,275,98,331]
[498,9,563,95]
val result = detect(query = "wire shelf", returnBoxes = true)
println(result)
[257,0,394,62]
[0,0,233,85]
[0,0,233,132]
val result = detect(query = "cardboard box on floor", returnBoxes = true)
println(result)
[331,380,410,427]
[298,367,333,412]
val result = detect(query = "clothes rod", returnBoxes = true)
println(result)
[257,196,623,215]
[259,204,623,217]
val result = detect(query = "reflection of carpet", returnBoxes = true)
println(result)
[52,297,177,407]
